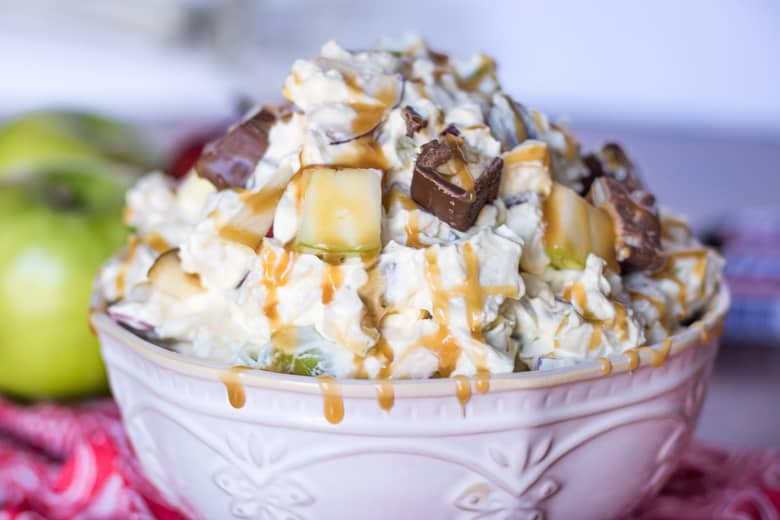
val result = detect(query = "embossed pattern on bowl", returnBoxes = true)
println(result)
[94,289,729,520]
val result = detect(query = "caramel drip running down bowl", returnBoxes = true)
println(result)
[92,287,728,520]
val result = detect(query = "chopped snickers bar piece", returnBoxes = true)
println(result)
[588,177,664,273]
[411,137,502,231]
[195,107,277,189]
[582,142,645,195]
[402,106,427,138]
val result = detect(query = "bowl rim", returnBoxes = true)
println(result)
[91,286,729,399]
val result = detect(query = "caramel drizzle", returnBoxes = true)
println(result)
[482,286,522,297]
[317,375,344,424]
[510,102,528,144]
[321,136,390,171]
[462,243,486,342]
[220,366,250,409]
[144,232,171,254]
[455,54,496,91]
[563,282,588,315]
[661,218,692,240]
[417,249,462,377]
[372,245,514,412]
[667,250,709,297]
[611,303,630,342]
[532,111,546,131]
[553,314,571,349]
[694,321,710,345]
[454,375,472,416]
[270,325,298,355]
[383,189,420,212]
[503,141,551,168]
[588,302,631,345]
[588,325,603,351]
[624,348,640,371]
[439,134,475,192]
[405,212,425,248]
[653,272,688,318]
[638,338,673,368]
[374,337,395,380]
[349,102,390,136]
[388,244,503,379]
[218,225,263,250]
[550,122,578,160]
[290,167,311,213]
[474,369,491,394]
[392,245,519,383]
[629,291,666,317]
[321,263,345,305]
[342,73,399,136]
[242,187,286,215]
[597,357,612,375]
[259,245,296,329]
[218,188,285,249]
[375,379,395,412]
[115,235,140,298]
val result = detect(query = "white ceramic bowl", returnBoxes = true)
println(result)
[93,289,729,520]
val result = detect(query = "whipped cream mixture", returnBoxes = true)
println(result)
[98,35,724,380]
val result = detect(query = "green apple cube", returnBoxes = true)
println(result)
[267,348,324,376]
[294,167,382,255]
[542,182,618,271]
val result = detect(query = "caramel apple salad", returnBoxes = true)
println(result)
[98,35,724,382]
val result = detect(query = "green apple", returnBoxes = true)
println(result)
[0,111,153,180]
[294,167,383,256]
[542,182,619,272]
[0,169,130,399]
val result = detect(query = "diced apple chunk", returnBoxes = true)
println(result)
[147,249,205,298]
[588,204,619,271]
[177,171,216,208]
[216,187,285,250]
[542,182,618,271]
[294,167,382,256]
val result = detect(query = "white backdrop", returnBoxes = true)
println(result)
[1,0,778,138]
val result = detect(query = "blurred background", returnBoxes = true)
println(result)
[2,0,779,220]
[0,0,778,446]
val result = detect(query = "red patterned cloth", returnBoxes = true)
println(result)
[0,397,778,520]
[0,398,184,520]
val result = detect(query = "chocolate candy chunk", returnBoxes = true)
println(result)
[631,189,656,208]
[195,107,277,189]
[588,177,664,273]
[411,138,502,231]
[440,124,460,137]
[428,48,450,66]
[583,142,645,195]
[402,106,427,138]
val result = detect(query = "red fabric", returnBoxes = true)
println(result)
[0,398,185,520]
[0,397,778,520]
[634,444,780,520]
